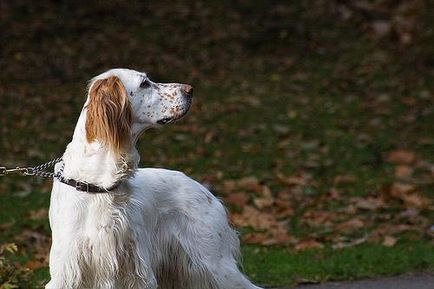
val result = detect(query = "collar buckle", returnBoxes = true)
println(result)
[75,181,90,193]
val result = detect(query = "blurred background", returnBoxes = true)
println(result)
[0,0,433,288]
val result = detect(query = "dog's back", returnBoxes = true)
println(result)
[130,169,242,286]
[128,168,261,289]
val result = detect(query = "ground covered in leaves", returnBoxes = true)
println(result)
[1,1,433,288]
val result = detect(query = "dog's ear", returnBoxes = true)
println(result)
[85,76,132,154]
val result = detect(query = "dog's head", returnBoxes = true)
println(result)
[85,68,193,153]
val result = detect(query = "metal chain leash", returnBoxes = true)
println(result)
[0,157,63,178]
[0,157,117,193]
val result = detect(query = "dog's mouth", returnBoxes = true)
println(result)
[156,117,175,125]
[156,102,192,125]
[156,110,189,125]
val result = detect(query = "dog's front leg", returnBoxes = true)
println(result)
[45,238,86,289]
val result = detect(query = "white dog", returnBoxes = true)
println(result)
[46,68,263,289]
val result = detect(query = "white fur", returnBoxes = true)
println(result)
[46,68,263,289]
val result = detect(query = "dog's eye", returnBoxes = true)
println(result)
[140,79,151,89]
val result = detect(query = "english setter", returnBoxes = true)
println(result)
[46,68,263,289]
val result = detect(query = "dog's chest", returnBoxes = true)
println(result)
[81,196,145,287]
[82,196,133,256]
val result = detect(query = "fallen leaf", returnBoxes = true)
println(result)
[272,124,290,135]
[253,186,274,209]
[372,224,412,237]
[295,238,324,251]
[274,200,294,219]
[25,260,46,270]
[390,183,416,197]
[237,176,262,192]
[303,211,337,227]
[328,188,340,200]
[231,206,277,230]
[253,197,274,209]
[389,183,431,208]
[382,236,397,247]
[371,20,392,37]
[399,208,420,218]
[0,243,18,254]
[352,197,384,210]
[402,193,431,209]
[0,220,15,230]
[225,193,249,207]
[203,131,215,143]
[28,208,48,220]
[334,175,357,185]
[336,218,364,233]
[260,185,273,198]
[333,237,367,249]
[394,165,413,178]
[222,180,237,193]
[265,225,295,245]
[385,149,415,165]
[277,173,310,186]
[243,232,268,244]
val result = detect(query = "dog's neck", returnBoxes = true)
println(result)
[61,111,140,188]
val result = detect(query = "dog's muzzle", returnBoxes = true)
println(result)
[157,85,193,125]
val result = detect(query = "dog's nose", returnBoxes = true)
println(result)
[181,84,193,96]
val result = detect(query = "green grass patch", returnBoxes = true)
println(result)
[243,241,434,287]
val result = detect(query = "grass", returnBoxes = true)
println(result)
[1,1,434,288]
[243,241,434,286]
[4,240,433,288]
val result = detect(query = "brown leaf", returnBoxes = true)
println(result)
[266,225,295,245]
[204,131,215,143]
[260,185,273,198]
[277,173,309,186]
[243,232,268,244]
[295,238,324,251]
[328,188,340,200]
[28,208,48,220]
[237,176,262,192]
[243,222,293,246]
[253,186,274,209]
[303,211,337,227]
[253,197,274,209]
[25,260,46,270]
[231,206,277,230]
[336,218,364,233]
[332,237,367,249]
[390,183,416,197]
[389,183,431,208]
[334,175,357,185]
[0,220,15,230]
[352,197,384,210]
[402,193,431,209]
[394,165,413,178]
[225,193,249,207]
[372,224,412,238]
[385,149,415,165]
[275,207,295,219]
[382,236,397,247]
[222,180,237,193]
[371,20,392,37]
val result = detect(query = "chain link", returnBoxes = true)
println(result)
[0,157,62,178]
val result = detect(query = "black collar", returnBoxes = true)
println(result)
[54,161,121,193]
[57,177,121,193]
